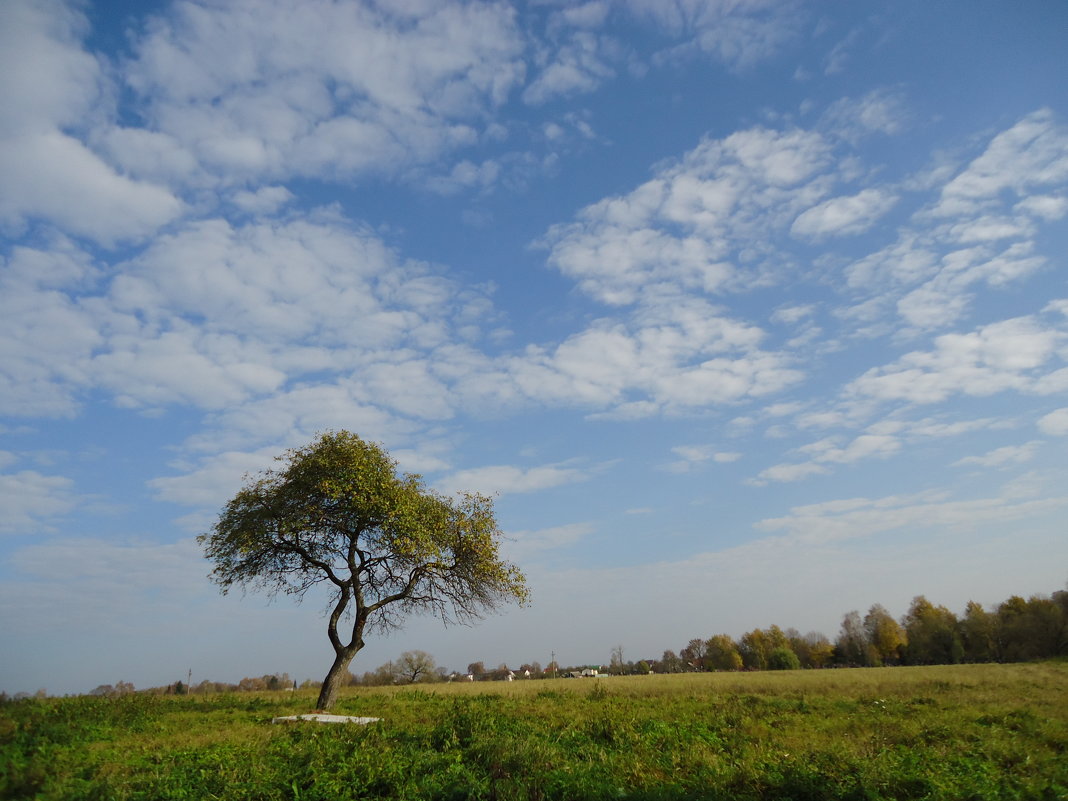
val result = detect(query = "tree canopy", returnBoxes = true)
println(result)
[198,430,528,710]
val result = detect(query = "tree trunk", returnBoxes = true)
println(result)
[316,650,355,711]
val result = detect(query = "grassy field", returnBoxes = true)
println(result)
[3,662,1066,800]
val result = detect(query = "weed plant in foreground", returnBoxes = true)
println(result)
[2,662,1066,800]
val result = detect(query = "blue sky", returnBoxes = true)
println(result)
[2,0,1067,695]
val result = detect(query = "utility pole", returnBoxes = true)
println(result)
[551,651,557,679]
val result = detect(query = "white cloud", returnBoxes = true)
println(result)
[821,89,908,139]
[833,111,1068,335]
[1038,408,1068,436]
[502,522,595,562]
[0,1,183,244]
[541,125,835,306]
[0,470,80,533]
[1015,194,1068,221]
[11,536,204,591]
[558,2,610,29]
[849,316,1064,404]
[0,0,100,138]
[662,444,741,473]
[229,185,294,215]
[625,0,803,71]
[953,441,1040,468]
[523,31,614,105]
[423,158,502,195]
[799,433,901,464]
[124,0,526,183]
[755,486,1068,545]
[894,242,1046,329]
[933,109,1068,217]
[505,308,802,416]
[435,463,591,497]
[0,240,103,416]
[149,449,279,511]
[753,431,900,485]
[752,462,829,484]
[771,304,815,324]
[791,188,897,239]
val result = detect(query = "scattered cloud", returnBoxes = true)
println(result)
[791,188,897,239]
[503,522,595,562]
[849,316,1065,405]
[932,109,1068,218]
[626,0,805,71]
[751,461,829,485]
[435,462,593,497]
[821,88,909,139]
[755,486,1068,545]
[952,441,1041,468]
[523,31,615,105]
[0,470,81,533]
[1037,408,1068,436]
[541,125,835,306]
[0,1,182,244]
[662,444,741,473]
[123,0,527,184]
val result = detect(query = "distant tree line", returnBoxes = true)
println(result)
[651,588,1068,674]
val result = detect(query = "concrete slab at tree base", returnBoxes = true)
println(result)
[272,714,382,725]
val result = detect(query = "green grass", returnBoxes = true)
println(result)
[3,663,1067,800]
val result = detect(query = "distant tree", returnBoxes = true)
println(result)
[785,627,833,669]
[660,649,683,673]
[739,626,790,671]
[637,660,650,674]
[467,661,486,678]
[91,681,134,697]
[1054,590,1068,655]
[173,680,186,695]
[864,604,906,666]
[801,631,835,668]
[680,638,705,670]
[199,431,528,711]
[997,594,1068,661]
[902,596,963,665]
[768,647,801,671]
[836,611,869,666]
[704,634,743,671]
[395,650,437,684]
[610,645,626,675]
[359,664,395,686]
[960,600,997,662]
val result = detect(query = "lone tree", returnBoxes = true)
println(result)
[198,431,529,711]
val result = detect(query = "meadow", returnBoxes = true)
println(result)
[3,662,1066,800]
